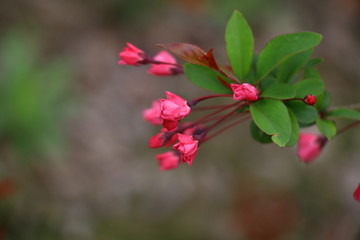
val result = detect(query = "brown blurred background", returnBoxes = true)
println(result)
[0,0,359,239]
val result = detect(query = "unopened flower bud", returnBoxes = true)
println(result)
[304,95,316,106]
[148,51,178,76]
[230,83,259,101]
[160,91,191,130]
[297,133,327,163]
[156,151,180,171]
[143,101,163,125]
[172,134,199,166]
[353,184,360,202]
[118,42,145,66]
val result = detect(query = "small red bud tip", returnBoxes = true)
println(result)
[353,184,360,202]
[304,95,316,106]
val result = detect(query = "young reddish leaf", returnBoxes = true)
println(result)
[201,48,220,70]
[156,43,208,67]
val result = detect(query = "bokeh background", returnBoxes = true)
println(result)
[0,0,360,239]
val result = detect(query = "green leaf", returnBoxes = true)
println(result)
[327,108,360,120]
[225,10,254,80]
[250,99,292,147]
[184,63,232,94]
[304,67,321,79]
[315,91,331,112]
[261,83,296,99]
[277,49,313,83]
[286,101,318,124]
[250,120,272,144]
[304,58,323,68]
[293,79,324,98]
[259,77,277,90]
[256,32,322,81]
[287,110,300,146]
[317,118,336,139]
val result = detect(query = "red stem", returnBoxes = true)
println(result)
[201,114,251,143]
[203,103,246,134]
[188,94,232,107]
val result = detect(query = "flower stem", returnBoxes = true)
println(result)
[188,94,232,107]
[141,57,183,68]
[201,114,251,143]
[202,103,246,135]
[336,120,360,136]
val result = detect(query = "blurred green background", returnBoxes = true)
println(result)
[0,0,359,239]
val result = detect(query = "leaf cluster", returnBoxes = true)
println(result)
[158,11,360,147]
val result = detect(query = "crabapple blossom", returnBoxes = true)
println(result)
[160,91,191,130]
[172,134,199,166]
[148,51,178,76]
[297,133,327,163]
[230,83,259,101]
[118,42,144,66]
[143,101,162,125]
[156,151,180,171]
[149,128,177,148]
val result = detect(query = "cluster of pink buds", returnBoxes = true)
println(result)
[119,43,261,170]
[119,9,360,202]
[118,42,183,76]
[118,42,328,170]
[142,87,257,170]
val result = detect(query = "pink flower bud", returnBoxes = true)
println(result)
[143,100,163,125]
[118,42,144,66]
[297,133,327,163]
[230,83,259,101]
[353,184,360,202]
[172,134,198,166]
[156,151,180,171]
[304,95,316,106]
[160,91,191,127]
[148,51,178,76]
[149,129,177,148]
